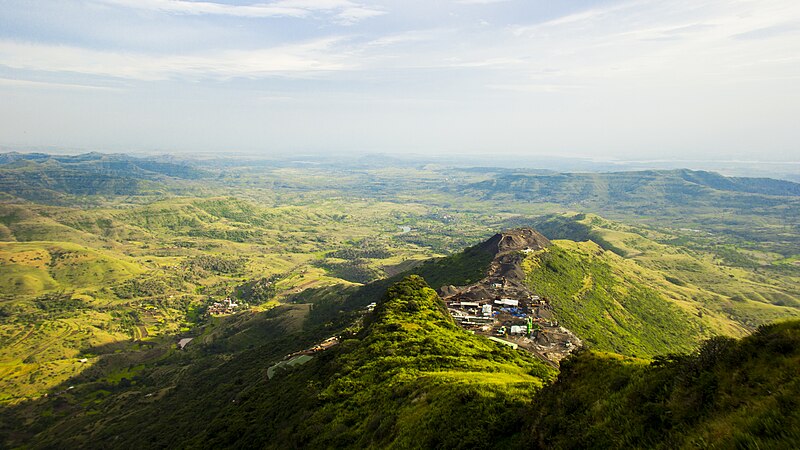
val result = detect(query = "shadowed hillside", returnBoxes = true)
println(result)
[526,320,800,449]
[2,276,556,449]
[4,277,798,449]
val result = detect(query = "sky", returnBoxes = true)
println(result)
[0,0,799,161]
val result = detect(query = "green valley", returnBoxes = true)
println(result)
[0,152,799,448]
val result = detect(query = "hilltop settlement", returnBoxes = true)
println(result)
[440,229,582,363]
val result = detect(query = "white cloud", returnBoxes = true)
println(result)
[333,6,386,25]
[509,0,646,36]
[366,29,450,48]
[0,77,120,91]
[455,0,513,4]
[501,0,800,86]
[98,0,304,17]
[442,57,526,68]
[96,0,384,24]
[4,0,798,86]
[0,38,353,80]
[2,0,799,159]
[486,83,586,93]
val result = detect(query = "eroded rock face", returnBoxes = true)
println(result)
[438,285,460,298]
[479,228,551,255]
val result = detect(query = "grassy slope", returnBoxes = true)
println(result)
[6,278,798,449]
[0,162,798,430]
[0,193,496,403]
[211,275,556,449]
[0,152,208,205]
[5,276,556,449]
[0,311,132,402]
[526,212,798,358]
[3,196,796,401]
[527,320,800,449]
[0,241,145,298]
[577,213,800,307]
[0,239,146,402]
[2,198,797,403]
[523,241,711,358]
[535,213,800,328]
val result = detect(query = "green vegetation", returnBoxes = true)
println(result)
[183,255,247,275]
[112,275,173,299]
[409,241,495,290]
[523,241,707,357]
[531,213,800,331]
[199,276,556,448]
[0,152,799,448]
[328,240,392,260]
[0,152,207,204]
[314,258,385,283]
[1,276,557,449]
[0,241,143,294]
[233,275,281,305]
[527,320,800,449]
[2,275,798,449]
[468,169,800,258]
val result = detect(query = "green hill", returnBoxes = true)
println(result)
[527,320,800,448]
[3,276,556,449]
[198,275,556,449]
[0,152,208,204]
[523,240,708,357]
[527,213,800,331]
[465,169,800,204]
[464,169,800,257]
[0,242,143,295]
[0,155,798,448]
[3,277,798,449]
[0,204,106,246]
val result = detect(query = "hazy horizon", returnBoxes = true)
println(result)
[1,0,799,161]
[3,145,799,183]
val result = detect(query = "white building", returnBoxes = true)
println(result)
[494,298,519,307]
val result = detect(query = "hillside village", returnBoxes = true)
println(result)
[207,297,240,316]
[440,229,582,363]
[270,228,583,367]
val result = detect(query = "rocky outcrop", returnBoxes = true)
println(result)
[477,228,551,255]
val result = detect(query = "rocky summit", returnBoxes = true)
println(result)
[440,228,580,364]
[477,227,551,255]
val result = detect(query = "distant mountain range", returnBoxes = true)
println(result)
[464,169,800,204]
[0,152,207,203]
[3,151,799,202]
